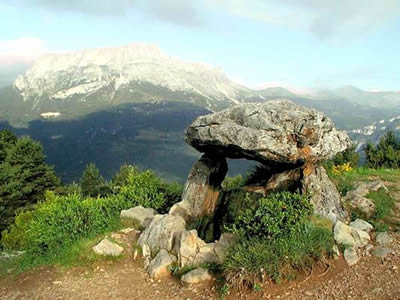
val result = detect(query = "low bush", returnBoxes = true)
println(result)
[1,165,182,263]
[117,169,182,214]
[221,175,244,191]
[222,222,333,287]
[229,191,313,239]
[1,192,130,256]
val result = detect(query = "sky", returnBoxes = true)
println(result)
[0,0,399,91]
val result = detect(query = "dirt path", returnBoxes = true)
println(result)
[1,233,399,300]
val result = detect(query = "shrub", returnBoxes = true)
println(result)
[221,175,244,191]
[117,169,182,214]
[229,191,313,239]
[222,222,333,286]
[1,191,130,256]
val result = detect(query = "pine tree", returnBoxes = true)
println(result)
[79,163,110,197]
[0,132,60,233]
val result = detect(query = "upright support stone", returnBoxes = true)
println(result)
[302,165,347,223]
[170,154,228,222]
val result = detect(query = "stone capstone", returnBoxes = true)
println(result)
[92,238,124,256]
[185,100,351,165]
[181,268,213,284]
[169,154,227,222]
[147,249,177,279]
[120,206,156,227]
[138,214,186,257]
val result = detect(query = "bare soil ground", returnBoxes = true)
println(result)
[1,232,399,300]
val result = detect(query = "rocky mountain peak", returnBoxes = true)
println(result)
[14,43,247,108]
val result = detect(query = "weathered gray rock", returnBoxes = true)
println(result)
[334,221,370,247]
[138,214,186,257]
[344,246,360,266]
[120,206,156,227]
[214,233,235,262]
[376,232,393,246]
[372,247,394,258]
[350,219,374,233]
[185,100,351,165]
[345,196,376,218]
[111,228,141,245]
[193,243,219,266]
[343,181,388,218]
[302,166,347,223]
[92,238,124,256]
[181,268,213,284]
[177,230,206,267]
[147,249,177,279]
[170,154,227,222]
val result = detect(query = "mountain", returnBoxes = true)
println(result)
[348,114,400,151]
[313,85,400,108]
[13,43,248,118]
[1,43,400,182]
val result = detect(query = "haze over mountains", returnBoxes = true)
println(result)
[1,43,399,182]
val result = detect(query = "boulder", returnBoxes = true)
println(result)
[372,247,394,258]
[214,233,235,262]
[111,228,141,245]
[334,221,370,247]
[177,230,206,267]
[185,100,351,165]
[92,238,124,256]
[147,249,177,279]
[344,246,360,266]
[169,154,227,222]
[181,268,213,284]
[345,197,376,218]
[193,243,219,266]
[350,219,374,233]
[120,206,156,228]
[376,232,393,246]
[302,166,347,223]
[138,214,186,257]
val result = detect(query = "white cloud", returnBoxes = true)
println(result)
[7,0,203,26]
[0,37,49,67]
[209,0,400,38]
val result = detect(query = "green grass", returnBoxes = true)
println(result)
[330,167,400,185]
[0,233,124,277]
[222,221,333,288]
[329,167,399,231]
